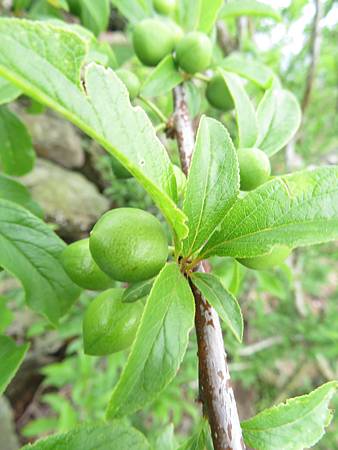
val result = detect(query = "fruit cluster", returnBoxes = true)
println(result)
[62,208,168,356]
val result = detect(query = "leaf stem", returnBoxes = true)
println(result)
[194,73,210,83]
[138,95,168,124]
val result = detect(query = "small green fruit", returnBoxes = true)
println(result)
[237,147,271,191]
[176,32,212,74]
[61,238,114,291]
[206,74,234,111]
[116,69,140,100]
[132,19,175,66]
[83,288,143,355]
[90,208,168,282]
[153,0,176,15]
[110,156,132,179]
[237,245,291,270]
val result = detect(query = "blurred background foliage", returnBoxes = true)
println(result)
[0,0,337,448]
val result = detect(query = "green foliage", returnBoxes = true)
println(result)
[242,382,338,450]
[191,272,243,342]
[220,0,281,21]
[237,245,291,270]
[182,116,239,256]
[255,88,302,156]
[0,76,21,105]
[201,167,338,259]
[0,200,81,324]
[106,263,195,418]
[0,335,29,395]
[141,55,184,97]
[220,70,258,148]
[78,0,110,36]
[21,421,150,449]
[0,174,43,217]
[122,278,154,303]
[0,105,35,176]
[0,19,188,240]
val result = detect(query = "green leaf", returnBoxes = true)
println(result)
[182,116,239,256]
[242,381,338,450]
[177,419,212,450]
[221,53,273,89]
[220,70,258,148]
[0,199,81,325]
[191,272,243,342]
[122,278,154,303]
[48,0,69,11]
[255,88,302,156]
[0,297,13,333]
[141,55,184,98]
[110,0,153,24]
[106,263,195,418]
[201,167,338,259]
[196,0,224,34]
[0,106,35,176]
[21,421,150,450]
[177,0,201,31]
[220,0,281,21]
[0,76,21,105]
[80,0,110,36]
[0,174,43,218]
[0,335,29,395]
[0,19,187,240]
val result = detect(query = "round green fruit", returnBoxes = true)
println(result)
[61,238,114,291]
[90,208,168,282]
[110,156,131,179]
[237,245,291,270]
[116,69,140,100]
[132,19,175,66]
[206,74,234,111]
[153,0,176,15]
[237,147,271,191]
[83,288,143,355]
[175,32,212,74]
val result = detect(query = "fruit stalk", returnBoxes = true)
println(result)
[173,85,245,450]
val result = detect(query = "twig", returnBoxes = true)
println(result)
[238,336,283,357]
[173,85,245,450]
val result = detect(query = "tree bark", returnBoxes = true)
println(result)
[173,85,245,450]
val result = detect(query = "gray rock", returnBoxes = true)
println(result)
[0,397,19,450]
[12,104,85,169]
[21,159,110,240]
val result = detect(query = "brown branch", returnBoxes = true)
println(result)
[301,0,324,114]
[173,86,245,450]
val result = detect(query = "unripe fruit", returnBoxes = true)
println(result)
[132,19,176,67]
[237,245,291,270]
[83,288,143,355]
[237,147,271,191]
[175,32,212,74]
[110,156,132,179]
[153,0,176,15]
[116,69,140,100]
[90,208,168,282]
[206,74,234,111]
[61,238,114,291]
